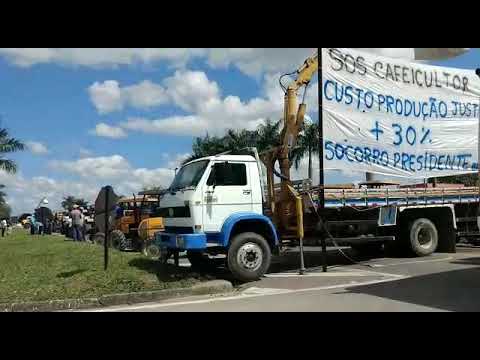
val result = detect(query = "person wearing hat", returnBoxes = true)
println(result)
[70,204,84,241]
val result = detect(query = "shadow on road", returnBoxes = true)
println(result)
[268,248,384,273]
[128,257,233,283]
[346,257,480,312]
[127,248,388,286]
[450,257,480,266]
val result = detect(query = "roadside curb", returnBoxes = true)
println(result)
[0,280,234,312]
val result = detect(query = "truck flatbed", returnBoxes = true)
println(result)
[320,187,480,208]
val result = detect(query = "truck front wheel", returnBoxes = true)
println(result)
[227,232,271,282]
[409,218,438,256]
[109,230,127,251]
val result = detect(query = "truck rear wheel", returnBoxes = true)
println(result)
[227,232,271,282]
[409,218,438,256]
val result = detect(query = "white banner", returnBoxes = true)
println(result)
[322,48,480,179]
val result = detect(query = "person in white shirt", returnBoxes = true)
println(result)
[1,219,7,237]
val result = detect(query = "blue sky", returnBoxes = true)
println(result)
[0,48,478,215]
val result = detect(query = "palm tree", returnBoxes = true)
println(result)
[182,119,282,166]
[0,184,6,204]
[61,196,88,210]
[182,134,228,165]
[0,127,24,174]
[256,118,281,152]
[290,121,319,181]
[225,129,258,150]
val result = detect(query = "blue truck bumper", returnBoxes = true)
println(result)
[154,232,207,251]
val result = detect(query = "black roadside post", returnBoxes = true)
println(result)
[318,48,328,273]
[104,187,109,271]
[95,186,118,271]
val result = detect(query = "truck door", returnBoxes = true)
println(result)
[202,161,252,232]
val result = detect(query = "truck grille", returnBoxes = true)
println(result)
[157,206,191,218]
[164,226,194,234]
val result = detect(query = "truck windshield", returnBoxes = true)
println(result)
[169,160,209,191]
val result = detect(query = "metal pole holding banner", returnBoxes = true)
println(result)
[318,48,328,273]
[476,69,480,232]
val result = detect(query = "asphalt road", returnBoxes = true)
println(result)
[87,245,480,312]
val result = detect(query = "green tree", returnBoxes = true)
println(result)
[433,174,479,187]
[182,133,229,165]
[0,184,7,204]
[0,202,11,219]
[290,121,319,180]
[0,185,11,218]
[142,186,164,192]
[256,118,281,152]
[182,119,282,165]
[0,127,25,174]
[61,196,89,210]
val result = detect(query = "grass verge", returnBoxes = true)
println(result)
[0,230,207,304]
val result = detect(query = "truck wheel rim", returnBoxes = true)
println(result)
[417,226,433,249]
[237,243,263,271]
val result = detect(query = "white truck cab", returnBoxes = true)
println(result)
[155,154,279,282]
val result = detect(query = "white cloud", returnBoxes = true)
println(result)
[91,123,127,139]
[164,70,220,112]
[49,154,176,193]
[352,48,470,61]
[0,170,99,215]
[122,116,208,136]
[50,155,129,179]
[0,48,206,68]
[88,81,123,114]
[117,69,317,136]
[88,80,169,114]
[123,80,169,109]
[0,48,317,78]
[26,141,49,155]
[1,152,183,214]
[206,48,316,77]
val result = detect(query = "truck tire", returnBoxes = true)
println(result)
[109,230,127,250]
[142,239,160,258]
[93,232,105,246]
[227,232,271,282]
[409,218,438,256]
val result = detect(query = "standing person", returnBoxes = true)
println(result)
[6,219,12,235]
[1,219,7,237]
[70,205,84,241]
[29,214,36,235]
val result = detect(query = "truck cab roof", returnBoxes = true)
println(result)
[187,154,257,165]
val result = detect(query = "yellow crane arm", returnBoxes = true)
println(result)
[261,51,319,229]
[281,52,318,154]
[289,52,319,91]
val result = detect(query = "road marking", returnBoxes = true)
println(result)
[242,287,292,295]
[85,275,407,312]
[265,271,381,278]
[365,256,453,268]
[266,268,405,279]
